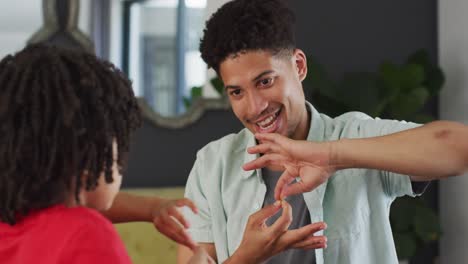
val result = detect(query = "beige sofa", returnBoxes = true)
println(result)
[114,187,185,264]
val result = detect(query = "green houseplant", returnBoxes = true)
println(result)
[303,50,444,260]
[183,76,224,109]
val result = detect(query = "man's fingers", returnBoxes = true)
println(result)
[291,235,327,249]
[247,141,284,155]
[176,198,198,214]
[278,166,327,199]
[280,181,309,199]
[274,169,298,200]
[268,201,292,236]
[243,153,282,171]
[254,133,283,144]
[247,143,273,155]
[249,202,282,226]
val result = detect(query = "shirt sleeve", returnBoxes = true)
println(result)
[349,117,428,198]
[183,153,214,243]
[61,220,132,264]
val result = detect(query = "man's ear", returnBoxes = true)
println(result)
[293,49,308,82]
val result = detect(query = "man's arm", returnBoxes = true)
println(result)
[334,121,468,180]
[244,121,468,199]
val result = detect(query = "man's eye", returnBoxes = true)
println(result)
[230,89,242,96]
[259,77,274,87]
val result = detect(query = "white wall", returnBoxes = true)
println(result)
[438,0,468,263]
[0,0,91,58]
[202,0,230,97]
[0,0,41,57]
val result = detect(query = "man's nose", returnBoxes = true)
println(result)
[246,92,268,118]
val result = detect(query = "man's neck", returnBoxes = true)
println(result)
[291,106,311,141]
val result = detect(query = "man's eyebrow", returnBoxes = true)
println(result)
[225,84,240,91]
[224,70,274,90]
[252,70,274,82]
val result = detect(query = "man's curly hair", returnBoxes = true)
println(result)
[200,0,296,73]
[0,44,142,225]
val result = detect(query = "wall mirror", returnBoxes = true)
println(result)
[120,0,230,128]
[4,0,231,129]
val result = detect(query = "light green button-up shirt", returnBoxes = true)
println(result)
[183,102,421,264]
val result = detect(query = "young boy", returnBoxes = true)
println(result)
[0,44,213,264]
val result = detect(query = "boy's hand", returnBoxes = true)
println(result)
[243,133,337,200]
[152,198,198,250]
[187,247,216,264]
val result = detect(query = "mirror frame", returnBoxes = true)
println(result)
[27,0,93,53]
[138,96,231,129]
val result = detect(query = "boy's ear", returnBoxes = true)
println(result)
[78,170,90,186]
[293,49,308,82]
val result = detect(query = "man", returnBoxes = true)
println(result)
[174,0,468,263]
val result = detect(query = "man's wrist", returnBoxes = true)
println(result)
[328,139,353,170]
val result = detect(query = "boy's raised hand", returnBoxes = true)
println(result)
[187,247,216,264]
[152,198,198,250]
[243,133,337,200]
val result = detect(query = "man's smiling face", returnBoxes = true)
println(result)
[219,49,310,140]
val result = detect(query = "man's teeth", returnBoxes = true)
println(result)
[257,115,277,128]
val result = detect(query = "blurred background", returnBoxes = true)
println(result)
[1,1,466,263]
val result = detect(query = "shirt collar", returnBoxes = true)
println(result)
[240,129,258,179]
[241,101,325,179]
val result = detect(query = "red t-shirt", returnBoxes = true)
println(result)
[0,205,132,264]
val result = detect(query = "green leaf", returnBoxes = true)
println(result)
[410,113,435,124]
[210,77,224,95]
[183,97,191,109]
[379,62,402,100]
[388,87,429,119]
[190,86,203,98]
[379,62,400,87]
[393,232,418,260]
[413,205,441,243]
[406,49,445,96]
[425,67,445,96]
[399,64,425,92]
[407,49,431,68]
